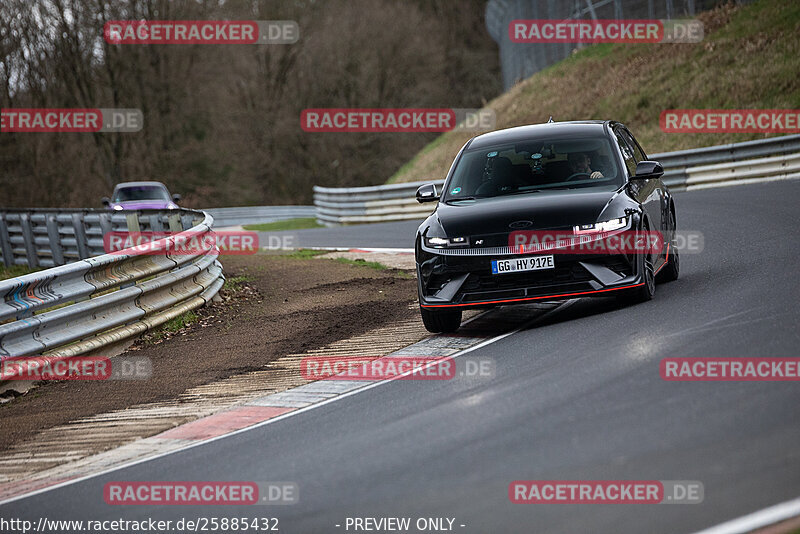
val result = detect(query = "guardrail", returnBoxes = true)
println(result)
[682,152,800,189]
[314,181,440,225]
[314,134,800,225]
[652,134,800,187]
[0,209,204,269]
[204,205,316,228]
[0,208,224,374]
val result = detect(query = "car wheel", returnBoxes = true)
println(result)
[420,306,462,333]
[656,210,680,283]
[619,223,656,304]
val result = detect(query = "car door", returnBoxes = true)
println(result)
[622,127,670,236]
[613,126,664,235]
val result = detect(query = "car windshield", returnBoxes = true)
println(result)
[442,136,623,202]
[112,186,170,202]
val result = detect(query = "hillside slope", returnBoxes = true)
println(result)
[389,0,800,184]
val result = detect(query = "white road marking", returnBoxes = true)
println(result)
[690,495,800,534]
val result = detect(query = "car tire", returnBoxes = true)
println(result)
[656,210,679,283]
[619,222,656,304]
[420,306,462,333]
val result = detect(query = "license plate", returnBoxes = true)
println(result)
[491,255,554,274]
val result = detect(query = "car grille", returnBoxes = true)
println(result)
[463,263,588,291]
[457,256,631,302]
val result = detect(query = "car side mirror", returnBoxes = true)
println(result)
[172,193,182,203]
[101,197,111,207]
[632,161,664,180]
[416,184,439,203]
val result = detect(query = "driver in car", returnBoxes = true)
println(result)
[568,152,604,179]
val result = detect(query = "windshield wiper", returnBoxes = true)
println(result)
[523,187,574,192]
[505,189,543,195]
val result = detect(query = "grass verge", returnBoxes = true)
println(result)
[223,275,254,291]
[0,264,35,281]
[243,218,322,232]
[146,310,199,343]
[282,249,330,259]
[333,257,390,271]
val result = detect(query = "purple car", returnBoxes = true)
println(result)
[102,181,181,210]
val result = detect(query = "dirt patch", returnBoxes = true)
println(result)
[318,251,416,271]
[0,254,418,453]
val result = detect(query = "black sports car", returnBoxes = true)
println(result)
[415,120,679,333]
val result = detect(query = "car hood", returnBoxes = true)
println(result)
[434,189,623,236]
[113,200,174,210]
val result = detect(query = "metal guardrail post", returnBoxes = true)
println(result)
[98,212,113,251]
[0,213,13,268]
[125,213,141,233]
[168,213,183,233]
[71,212,90,260]
[45,213,65,266]
[149,213,165,232]
[120,213,143,289]
[19,213,39,268]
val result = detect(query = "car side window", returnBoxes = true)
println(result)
[614,130,637,176]
[621,129,646,163]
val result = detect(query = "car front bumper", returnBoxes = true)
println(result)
[416,250,646,309]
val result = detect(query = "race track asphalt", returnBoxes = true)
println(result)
[5,180,800,534]
[260,218,422,250]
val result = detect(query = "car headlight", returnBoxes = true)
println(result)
[424,236,469,248]
[573,217,627,234]
[113,205,124,211]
